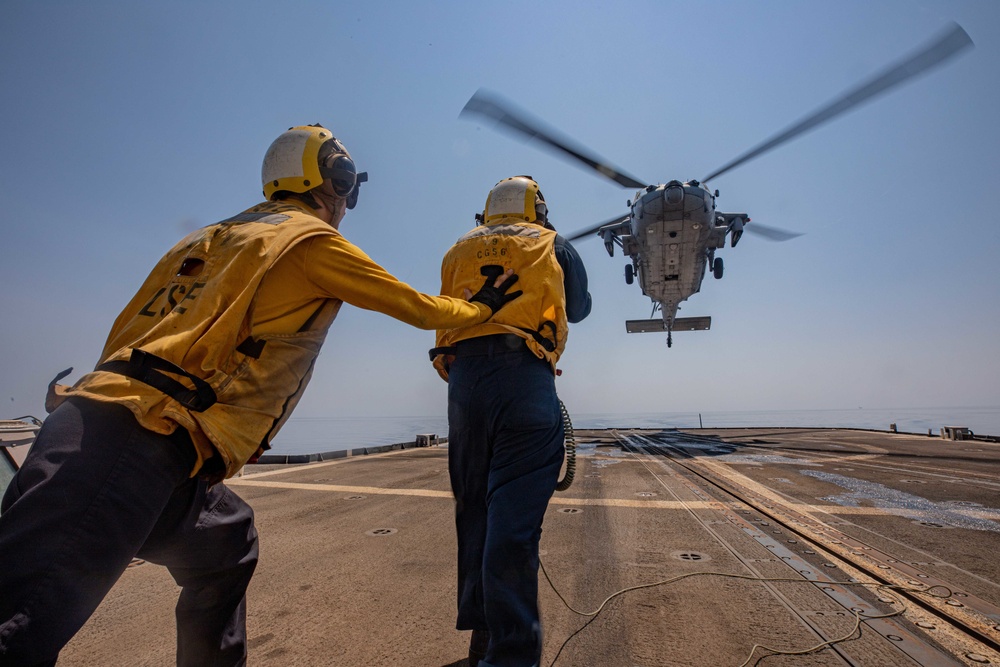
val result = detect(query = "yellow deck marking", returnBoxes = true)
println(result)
[236,447,417,479]
[227,479,453,497]
[229,477,716,507]
[227,477,989,520]
[549,497,709,509]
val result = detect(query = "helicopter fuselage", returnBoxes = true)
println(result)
[598,179,747,344]
[619,180,735,327]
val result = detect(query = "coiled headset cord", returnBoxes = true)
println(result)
[555,400,575,492]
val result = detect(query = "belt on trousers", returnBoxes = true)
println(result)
[437,333,528,358]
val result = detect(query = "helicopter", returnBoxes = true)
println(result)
[460,23,972,347]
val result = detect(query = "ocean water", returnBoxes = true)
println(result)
[268,406,1000,456]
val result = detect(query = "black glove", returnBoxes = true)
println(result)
[470,265,522,315]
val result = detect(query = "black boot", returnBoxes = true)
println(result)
[468,629,490,666]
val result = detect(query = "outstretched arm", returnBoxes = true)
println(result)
[303,234,518,330]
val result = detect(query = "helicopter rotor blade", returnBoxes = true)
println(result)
[565,214,631,242]
[461,89,648,189]
[745,221,802,242]
[702,22,973,183]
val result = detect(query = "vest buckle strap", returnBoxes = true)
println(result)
[98,349,218,413]
[517,321,557,353]
[428,345,457,362]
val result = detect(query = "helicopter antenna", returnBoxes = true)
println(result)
[702,22,973,183]
[461,90,649,190]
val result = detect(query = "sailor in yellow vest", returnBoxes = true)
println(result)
[432,176,591,667]
[0,125,520,666]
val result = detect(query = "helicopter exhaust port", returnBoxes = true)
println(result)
[730,215,745,247]
[600,228,616,257]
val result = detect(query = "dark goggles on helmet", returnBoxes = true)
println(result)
[321,154,369,210]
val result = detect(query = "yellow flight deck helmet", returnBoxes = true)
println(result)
[482,175,549,226]
[261,124,368,209]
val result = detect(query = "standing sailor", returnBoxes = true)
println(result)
[432,176,591,666]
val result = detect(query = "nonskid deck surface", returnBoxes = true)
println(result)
[61,428,1000,666]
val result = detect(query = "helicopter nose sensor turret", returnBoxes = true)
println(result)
[664,183,684,205]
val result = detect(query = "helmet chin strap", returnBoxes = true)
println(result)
[310,182,347,226]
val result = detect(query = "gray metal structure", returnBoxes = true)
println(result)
[0,417,41,496]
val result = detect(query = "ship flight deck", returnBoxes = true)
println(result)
[59,428,1000,666]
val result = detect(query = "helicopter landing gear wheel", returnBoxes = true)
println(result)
[713,256,724,279]
[625,264,634,285]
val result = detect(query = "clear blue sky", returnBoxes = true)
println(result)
[2,1,998,430]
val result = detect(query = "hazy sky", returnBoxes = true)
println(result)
[2,1,998,436]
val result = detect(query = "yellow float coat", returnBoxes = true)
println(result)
[69,200,490,477]
[436,219,568,370]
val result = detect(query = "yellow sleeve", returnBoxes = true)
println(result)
[302,234,491,330]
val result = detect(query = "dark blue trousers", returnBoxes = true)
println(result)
[0,397,258,667]
[448,344,564,667]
